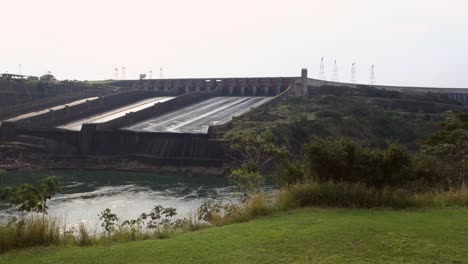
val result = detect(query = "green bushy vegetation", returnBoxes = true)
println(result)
[277,113,468,190]
[225,86,462,151]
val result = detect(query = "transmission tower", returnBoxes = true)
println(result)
[149,70,153,79]
[332,60,339,81]
[160,68,164,79]
[351,62,357,83]
[319,57,326,80]
[121,66,126,80]
[114,68,119,80]
[369,65,376,85]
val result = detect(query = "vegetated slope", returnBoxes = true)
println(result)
[0,80,111,108]
[224,86,466,151]
[1,208,467,264]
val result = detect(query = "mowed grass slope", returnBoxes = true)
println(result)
[2,208,467,264]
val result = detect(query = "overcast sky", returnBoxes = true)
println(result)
[1,0,467,87]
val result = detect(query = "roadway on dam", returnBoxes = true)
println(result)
[123,96,272,134]
[6,97,99,122]
[57,96,174,131]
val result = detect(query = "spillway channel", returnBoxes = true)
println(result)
[123,96,271,134]
[57,96,174,131]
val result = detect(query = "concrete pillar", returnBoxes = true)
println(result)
[276,83,282,94]
[1,122,17,141]
[241,85,246,96]
[265,84,270,96]
[301,68,308,96]
[65,105,70,116]
[253,85,257,96]
[229,85,234,96]
[49,109,55,122]
[80,124,97,155]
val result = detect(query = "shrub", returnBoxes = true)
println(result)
[275,182,416,209]
[0,216,61,253]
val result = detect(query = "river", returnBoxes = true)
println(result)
[0,170,252,231]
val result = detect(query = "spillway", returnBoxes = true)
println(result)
[123,96,271,134]
[57,96,174,131]
[6,97,99,122]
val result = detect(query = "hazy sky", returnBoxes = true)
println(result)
[1,0,467,87]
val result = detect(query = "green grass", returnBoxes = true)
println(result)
[1,208,467,263]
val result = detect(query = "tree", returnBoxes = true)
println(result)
[0,176,60,214]
[229,130,286,194]
[421,113,468,188]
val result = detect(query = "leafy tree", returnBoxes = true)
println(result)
[99,208,119,233]
[0,176,60,214]
[229,130,286,194]
[421,113,468,188]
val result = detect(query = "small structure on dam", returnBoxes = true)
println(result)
[1,70,468,174]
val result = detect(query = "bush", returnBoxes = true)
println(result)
[303,137,413,188]
[0,216,61,253]
[275,182,416,209]
[275,182,468,210]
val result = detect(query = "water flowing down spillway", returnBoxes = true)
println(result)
[124,96,272,134]
[57,96,174,131]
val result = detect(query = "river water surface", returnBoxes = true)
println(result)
[0,170,247,230]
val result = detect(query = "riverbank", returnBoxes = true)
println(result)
[1,208,467,263]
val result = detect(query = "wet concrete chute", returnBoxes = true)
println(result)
[6,97,100,122]
[124,97,272,134]
[57,96,174,131]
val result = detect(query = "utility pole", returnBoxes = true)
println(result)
[19,64,22,75]
[160,68,164,79]
[370,65,376,85]
[149,70,153,79]
[332,60,339,81]
[319,57,326,80]
[114,68,119,80]
[351,62,357,83]
[121,66,126,80]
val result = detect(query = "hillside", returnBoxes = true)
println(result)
[222,86,468,151]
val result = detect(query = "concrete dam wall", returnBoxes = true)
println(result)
[3,71,468,173]
[1,77,294,171]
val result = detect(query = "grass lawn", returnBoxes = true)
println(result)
[1,208,467,263]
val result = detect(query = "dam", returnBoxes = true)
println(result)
[1,71,468,174]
